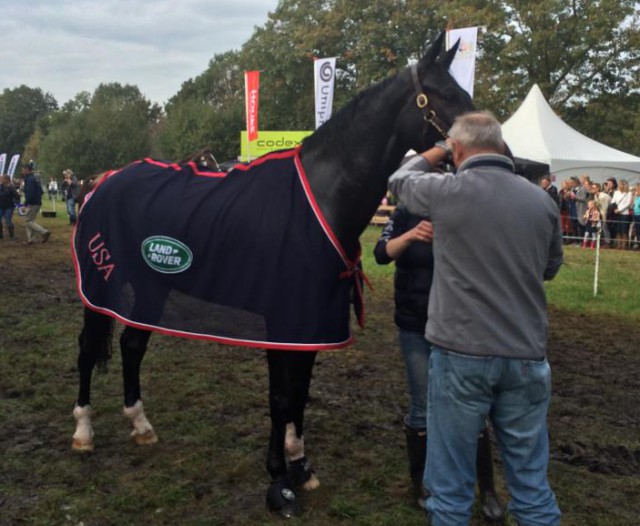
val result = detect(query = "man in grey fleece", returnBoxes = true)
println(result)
[388,111,563,526]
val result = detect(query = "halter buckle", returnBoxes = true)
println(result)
[416,93,428,109]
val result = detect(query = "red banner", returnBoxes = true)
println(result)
[244,71,260,142]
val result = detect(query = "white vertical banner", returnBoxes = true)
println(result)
[446,26,478,98]
[0,153,6,175]
[314,57,336,129]
[7,154,20,179]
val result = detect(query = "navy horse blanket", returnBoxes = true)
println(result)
[73,148,364,350]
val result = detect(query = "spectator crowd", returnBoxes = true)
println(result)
[0,165,84,244]
[550,174,640,249]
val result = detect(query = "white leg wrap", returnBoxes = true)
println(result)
[285,422,320,490]
[72,405,94,451]
[285,422,305,462]
[123,400,158,445]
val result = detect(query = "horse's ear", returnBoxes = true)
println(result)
[438,38,459,70]
[422,31,446,66]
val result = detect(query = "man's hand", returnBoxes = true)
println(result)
[421,144,451,166]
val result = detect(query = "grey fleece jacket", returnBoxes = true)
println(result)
[388,153,564,360]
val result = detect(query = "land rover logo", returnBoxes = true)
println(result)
[141,236,193,274]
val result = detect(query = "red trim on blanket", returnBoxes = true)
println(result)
[293,147,366,328]
[142,151,299,178]
[72,148,365,346]
[71,232,353,351]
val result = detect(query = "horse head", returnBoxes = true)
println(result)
[398,32,475,154]
[297,31,477,250]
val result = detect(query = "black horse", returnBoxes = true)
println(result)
[71,32,474,517]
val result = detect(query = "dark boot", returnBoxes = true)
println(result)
[404,423,428,507]
[8,225,14,239]
[0,223,3,239]
[477,427,504,523]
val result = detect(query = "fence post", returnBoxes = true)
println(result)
[593,231,601,297]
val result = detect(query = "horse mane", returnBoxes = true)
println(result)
[301,74,399,155]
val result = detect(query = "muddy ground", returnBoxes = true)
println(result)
[0,220,638,525]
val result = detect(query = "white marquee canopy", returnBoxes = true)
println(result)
[502,84,640,184]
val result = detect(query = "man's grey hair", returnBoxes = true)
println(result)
[448,111,504,151]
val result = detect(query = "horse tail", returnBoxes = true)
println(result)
[97,317,114,372]
[80,307,114,372]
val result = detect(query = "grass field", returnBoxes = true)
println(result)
[1,214,639,525]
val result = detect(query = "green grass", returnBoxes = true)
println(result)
[362,225,640,322]
[544,245,640,320]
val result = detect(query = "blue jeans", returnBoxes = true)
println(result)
[398,328,431,429]
[66,198,77,223]
[632,215,640,242]
[0,207,14,226]
[425,346,560,526]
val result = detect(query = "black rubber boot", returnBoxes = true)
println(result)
[477,427,504,523]
[7,225,14,239]
[0,223,3,239]
[404,423,428,507]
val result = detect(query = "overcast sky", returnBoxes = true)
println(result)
[0,0,280,106]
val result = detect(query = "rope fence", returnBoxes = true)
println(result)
[561,217,639,250]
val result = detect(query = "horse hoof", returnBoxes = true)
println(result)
[266,478,300,518]
[71,438,94,452]
[288,456,320,490]
[131,430,158,445]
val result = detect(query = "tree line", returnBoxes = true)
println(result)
[1,0,639,181]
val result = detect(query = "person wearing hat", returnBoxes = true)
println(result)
[62,169,80,224]
[21,164,50,244]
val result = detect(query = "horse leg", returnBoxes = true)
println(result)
[120,326,158,445]
[72,307,113,451]
[284,354,320,492]
[265,350,318,517]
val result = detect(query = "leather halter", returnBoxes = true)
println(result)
[410,63,450,138]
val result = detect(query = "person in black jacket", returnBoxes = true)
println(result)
[21,164,50,244]
[539,174,559,207]
[62,169,80,224]
[374,204,503,522]
[0,174,20,240]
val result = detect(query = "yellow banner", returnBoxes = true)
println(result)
[240,131,313,161]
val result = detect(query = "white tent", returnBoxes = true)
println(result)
[502,84,640,184]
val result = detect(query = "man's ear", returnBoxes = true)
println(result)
[451,140,462,166]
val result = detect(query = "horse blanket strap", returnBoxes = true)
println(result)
[73,148,363,350]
